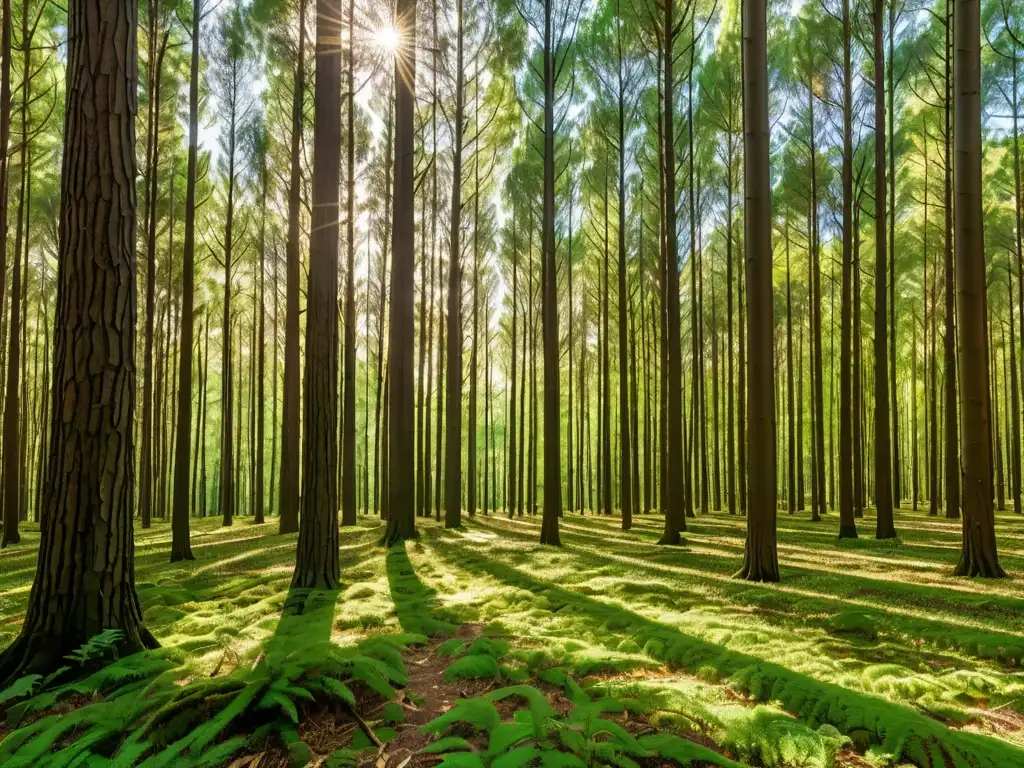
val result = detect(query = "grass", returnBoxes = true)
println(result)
[0,508,1022,767]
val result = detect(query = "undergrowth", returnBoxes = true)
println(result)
[420,675,750,768]
[0,623,422,766]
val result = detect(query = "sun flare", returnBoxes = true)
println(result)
[374,24,400,53]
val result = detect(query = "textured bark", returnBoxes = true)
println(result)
[617,12,631,530]
[785,228,796,513]
[445,1,464,530]
[1009,271,1021,514]
[0,0,157,684]
[278,0,306,535]
[293,0,342,588]
[341,0,357,528]
[872,0,896,539]
[942,1,959,520]
[736,0,778,582]
[383,0,418,546]
[507,217,518,517]
[838,0,857,538]
[538,0,562,545]
[952,0,1005,577]
[171,0,200,562]
[0,0,11,423]
[659,0,685,544]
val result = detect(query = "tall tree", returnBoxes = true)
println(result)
[278,0,307,536]
[170,0,205,562]
[293,0,342,586]
[736,0,778,581]
[341,0,357,528]
[0,0,157,683]
[872,0,896,539]
[383,0,418,546]
[952,0,1004,577]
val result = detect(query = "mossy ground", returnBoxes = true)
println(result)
[1,508,1023,767]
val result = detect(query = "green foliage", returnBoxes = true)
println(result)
[0,630,414,767]
[420,679,751,768]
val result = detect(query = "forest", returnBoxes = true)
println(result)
[0,0,1022,762]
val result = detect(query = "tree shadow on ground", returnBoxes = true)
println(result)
[385,542,457,637]
[264,587,341,657]
[426,532,1024,768]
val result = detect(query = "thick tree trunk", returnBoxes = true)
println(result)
[293,0,342,588]
[952,0,1004,577]
[0,0,157,684]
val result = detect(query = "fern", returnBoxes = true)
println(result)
[444,654,502,682]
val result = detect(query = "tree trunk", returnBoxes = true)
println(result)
[383,0,418,545]
[341,0,357,528]
[872,0,896,539]
[952,0,1004,577]
[943,1,959,520]
[736,0,778,581]
[0,0,158,683]
[445,2,464,530]
[279,0,307,535]
[294,0,342,588]
[539,0,562,545]
[660,0,685,544]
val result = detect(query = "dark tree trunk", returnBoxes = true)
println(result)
[736,0,779,582]
[660,0,685,544]
[0,0,158,684]
[341,0,357,528]
[279,0,307,535]
[293,0,342,588]
[539,0,562,544]
[872,0,896,539]
[171,2,201,560]
[508,216,518,517]
[383,0,418,545]
[838,0,857,537]
[952,0,1004,577]
[617,21,631,530]
[445,2,464,530]
[943,1,959,520]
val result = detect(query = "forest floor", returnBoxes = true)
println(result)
[1,509,1024,767]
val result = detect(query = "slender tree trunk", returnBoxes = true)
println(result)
[383,0,418,545]
[279,0,307,535]
[737,0,778,581]
[873,0,896,539]
[540,0,563,543]
[660,0,685,543]
[838,0,856,536]
[943,0,959,520]
[340,0,357,528]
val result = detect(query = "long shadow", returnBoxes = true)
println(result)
[474,516,1024,631]
[263,586,342,658]
[425,532,1024,768]
[458,518,1024,672]
[385,542,457,637]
